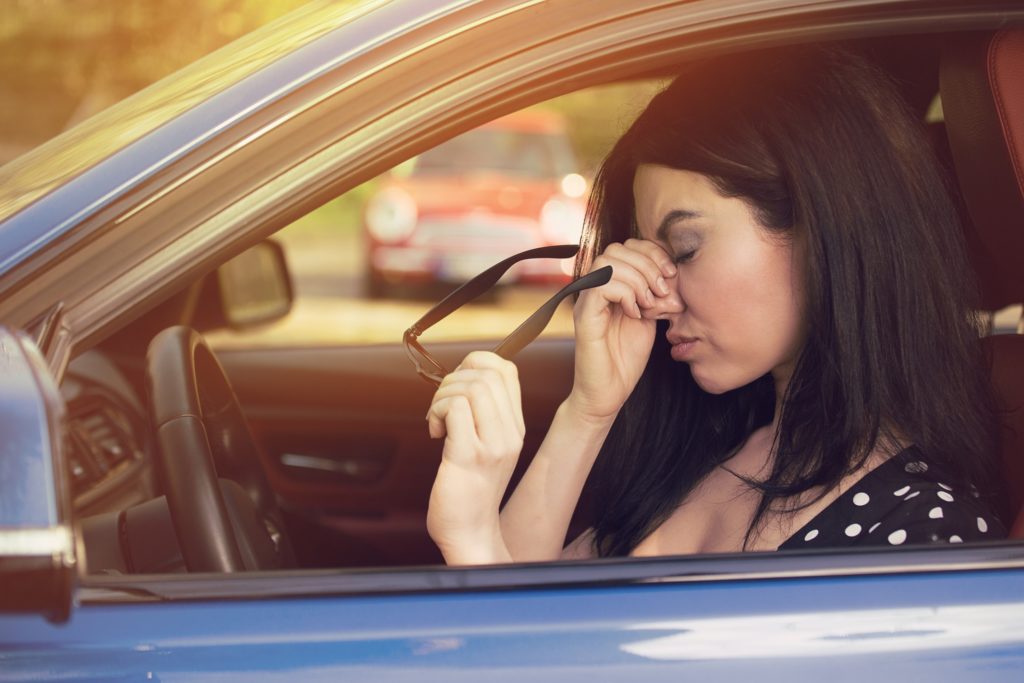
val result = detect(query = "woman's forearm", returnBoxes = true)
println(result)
[499,398,615,561]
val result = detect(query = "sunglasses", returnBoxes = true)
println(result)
[403,244,613,386]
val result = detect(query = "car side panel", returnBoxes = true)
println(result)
[215,339,578,568]
[1,568,1022,681]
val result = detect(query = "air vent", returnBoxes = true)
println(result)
[66,394,144,500]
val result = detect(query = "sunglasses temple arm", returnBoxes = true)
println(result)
[494,265,612,360]
[416,244,580,331]
[493,299,561,359]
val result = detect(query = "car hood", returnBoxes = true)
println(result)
[387,174,566,219]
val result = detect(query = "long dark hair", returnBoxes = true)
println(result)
[578,44,1000,556]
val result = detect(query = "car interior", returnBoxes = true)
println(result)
[58,27,1024,576]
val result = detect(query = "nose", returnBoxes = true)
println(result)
[642,272,685,320]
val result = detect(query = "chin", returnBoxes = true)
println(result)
[689,364,762,396]
[688,367,733,395]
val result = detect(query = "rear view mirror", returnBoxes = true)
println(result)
[0,327,75,623]
[217,240,293,328]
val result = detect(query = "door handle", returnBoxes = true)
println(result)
[279,452,387,483]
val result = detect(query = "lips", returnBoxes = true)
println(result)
[668,333,699,361]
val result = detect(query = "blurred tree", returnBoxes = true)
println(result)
[0,0,312,157]
[538,81,666,173]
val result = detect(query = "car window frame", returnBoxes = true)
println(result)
[76,541,1024,604]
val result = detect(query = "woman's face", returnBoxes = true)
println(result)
[633,164,805,394]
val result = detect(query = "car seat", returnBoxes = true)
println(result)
[941,28,1024,538]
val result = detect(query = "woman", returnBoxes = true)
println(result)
[425,44,1006,565]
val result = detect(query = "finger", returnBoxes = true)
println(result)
[604,241,673,301]
[437,395,479,464]
[639,294,685,320]
[459,352,524,435]
[591,253,657,310]
[576,277,644,320]
[427,395,452,439]
[434,370,523,451]
[622,238,677,278]
[598,245,660,305]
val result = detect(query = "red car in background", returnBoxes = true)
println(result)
[363,109,587,297]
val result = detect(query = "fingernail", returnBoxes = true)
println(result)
[656,277,669,295]
[662,262,676,277]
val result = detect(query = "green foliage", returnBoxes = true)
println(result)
[0,0,320,149]
[0,0,663,173]
[537,80,667,173]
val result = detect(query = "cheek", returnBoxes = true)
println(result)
[685,240,803,379]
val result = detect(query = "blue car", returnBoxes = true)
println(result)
[1,0,1023,679]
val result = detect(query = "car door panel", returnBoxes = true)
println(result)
[2,561,1023,681]
[216,338,576,567]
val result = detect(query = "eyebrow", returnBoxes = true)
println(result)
[655,209,703,242]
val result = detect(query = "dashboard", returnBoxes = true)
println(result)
[62,351,156,518]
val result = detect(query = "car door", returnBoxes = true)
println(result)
[214,336,576,568]
[2,318,1022,682]
[3,548,1023,681]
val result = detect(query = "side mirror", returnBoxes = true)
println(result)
[217,240,293,328]
[0,327,75,623]
[191,239,294,331]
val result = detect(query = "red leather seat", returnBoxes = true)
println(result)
[941,29,1024,537]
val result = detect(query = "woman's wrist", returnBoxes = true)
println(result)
[561,393,621,432]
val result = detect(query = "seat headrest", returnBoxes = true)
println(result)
[941,30,1024,311]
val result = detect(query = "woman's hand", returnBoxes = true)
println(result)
[568,238,682,422]
[425,351,522,564]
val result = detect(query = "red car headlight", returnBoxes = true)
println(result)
[366,187,418,243]
[540,197,585,245]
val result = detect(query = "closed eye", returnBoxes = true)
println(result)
[674,249,697,264]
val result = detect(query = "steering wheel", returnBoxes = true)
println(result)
[146,325,294,572]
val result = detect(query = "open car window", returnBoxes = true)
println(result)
[204,83,663,352]
[159,75,1017,576]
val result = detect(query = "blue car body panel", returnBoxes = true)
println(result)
[0,331,61,528]
[1,569,1023,681]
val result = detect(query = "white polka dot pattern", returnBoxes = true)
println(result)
[778,449,1003,550]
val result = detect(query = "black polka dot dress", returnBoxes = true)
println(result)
[778,446,1005,550]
